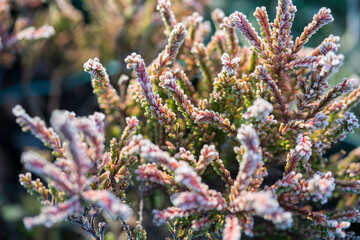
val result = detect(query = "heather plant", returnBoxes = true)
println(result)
[1,0,208,114]
[0,0,55,66]
[13,0,360,239]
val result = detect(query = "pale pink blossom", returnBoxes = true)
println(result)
[306,172,335,203]
[221,53,240,75]
[211,8,225,24]
[136,163,175,185]
[327,220,350,238]
[23,196,81,229]
[191,216,211,231]
[174,161,208,193]
[126,116,139,128]
[318,51,344,77]
[83,57,108,80]
[51,110,93,174]
[12,105,62,155]
[243,98,273,123]
[223,215,241,240]
[153,208,195,226]
[16,25,55,41]
[174,147,196,164]
[196,144,219,174]
[232,191,292,229]
[172,191,225,211]
[82,190,133,220]
[271,171,303,193]
[21,151,74,195]
[236,124,260,150]
[294,134,312,160]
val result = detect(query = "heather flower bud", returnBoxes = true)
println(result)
[153,208,194,226]
[191,216,211,231]
[318,51,344,77]
[156,0,177,33]
[221,53,240,75]
[83,57,108,80]
[211,8,225,25]
[244,98,273,123]
[237,124,260,150]
[232,191,293,229]
[294,134,312,160]
[223,215,241,240]
[16,25,55,41]
[306,172,335,204]
[337,112,359,134]
[327,220,350,238]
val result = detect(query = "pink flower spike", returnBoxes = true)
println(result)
[191,216,211,231]
[83,58,121,115]
[232,191,292,229]
[285,56,319,70]
[50,110,93,174]
[243,98,273,123]
[12,105,62,155]
[306,172,335,204]
[21,151,74,195]
[223,215,241,240]
[153,207,195,226]
[196,144,219,174]
[156,0,177,33]
[172,191,225,211]
[237,124,260,151]
[136,163,175,186]
[193,109,236,135]
[174,161,208,193]
[228,11,264,54]
[293,7,334,54]
[23,196,80,229]
[125,53,178,136]
[82,190,133,220]
[304,113,329,129]
[294,134,312,161]
[271,0,296,55]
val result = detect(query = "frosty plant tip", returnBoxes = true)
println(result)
[14,0,360,239]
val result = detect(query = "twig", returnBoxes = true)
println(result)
[119,217,134,240]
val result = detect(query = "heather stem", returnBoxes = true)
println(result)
[120,217,134,240]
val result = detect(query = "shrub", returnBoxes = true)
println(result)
[13,0,360,239]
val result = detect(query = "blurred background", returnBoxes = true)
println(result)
[0,0,359,239]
